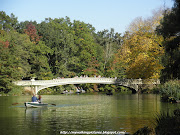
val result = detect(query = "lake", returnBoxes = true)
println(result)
[0,93,179,135]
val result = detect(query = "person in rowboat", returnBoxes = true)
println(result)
[38,95,42,103]
[32,94,38,102]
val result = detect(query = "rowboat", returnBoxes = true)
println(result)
[24,102,48,108]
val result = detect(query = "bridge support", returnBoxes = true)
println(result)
[35,86,38,95]
[134,84,139,92]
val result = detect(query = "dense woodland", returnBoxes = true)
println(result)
[0,0,179,94]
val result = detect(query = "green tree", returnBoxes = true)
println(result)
[157,0,180,81]
[0,11,18,31]
[72,20,103,76]
[37,17,78,77]
[28,40,53,80]
[95,28,122,77]
[0,30,32,93]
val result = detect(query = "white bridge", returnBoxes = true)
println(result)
[13,77,160,94]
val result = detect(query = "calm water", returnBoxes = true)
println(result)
[0,93,179,135]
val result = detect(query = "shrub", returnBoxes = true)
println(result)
[8,86,23,96]
[133,109,180,135]
[133,126,154,135]
[153,80,180,102]
[154,109,180,135]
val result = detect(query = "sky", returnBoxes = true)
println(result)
[0,0,174,34]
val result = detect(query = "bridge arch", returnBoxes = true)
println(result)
[37,82,137,94]
[14,77,160,94]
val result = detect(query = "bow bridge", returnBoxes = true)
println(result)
[14,77,160,94]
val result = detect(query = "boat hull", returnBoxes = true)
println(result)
[24,102,48,108]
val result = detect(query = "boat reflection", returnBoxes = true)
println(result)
[25,107,48,121]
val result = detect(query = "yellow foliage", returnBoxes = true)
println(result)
[114,9,166,79]
[116,28,164,79]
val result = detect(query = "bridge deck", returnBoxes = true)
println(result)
[13,77,160,94]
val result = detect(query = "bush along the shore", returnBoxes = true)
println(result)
[133,126,154,135]
[154,109,180,135]
[133,109,180,135]
[153,80,180,103]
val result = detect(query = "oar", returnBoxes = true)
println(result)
[12,103,19,105]
[49,103,56,106]
[12,102,26,105]
[12,102,56,106]
[12,102,29,105]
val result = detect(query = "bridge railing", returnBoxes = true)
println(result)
[116,79,160,84]
[14,77,116,86]
[14,78,160,86]
[115,79,143,84]
[142,79,160,84]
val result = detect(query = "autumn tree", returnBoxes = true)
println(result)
[24,22,40,44]
[115,10,165,79]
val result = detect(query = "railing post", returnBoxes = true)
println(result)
[138,78,142,84]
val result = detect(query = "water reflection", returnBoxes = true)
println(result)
[0,94,180,135]
[25,107,48,120]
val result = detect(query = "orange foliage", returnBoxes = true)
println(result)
[24,23,40,44]
[0,40,9,48]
